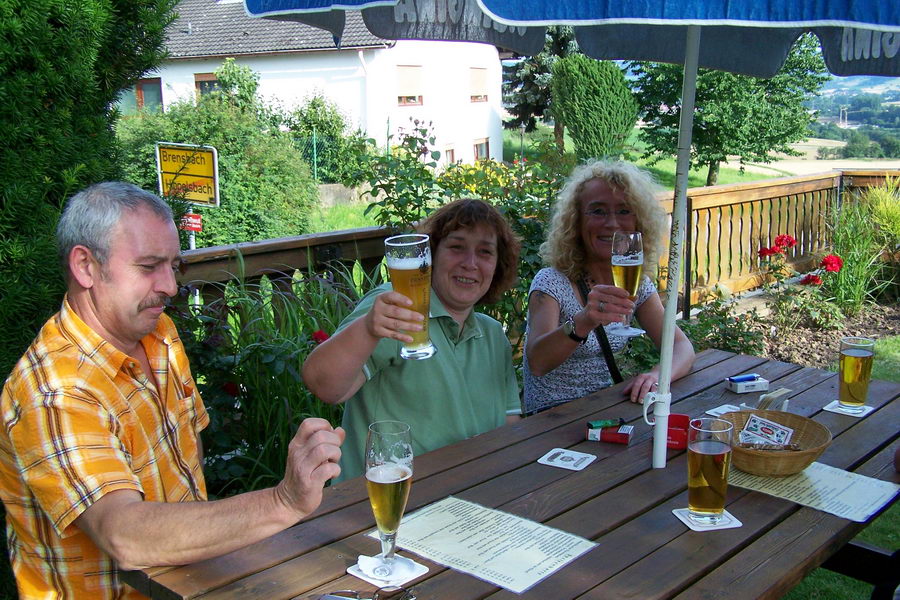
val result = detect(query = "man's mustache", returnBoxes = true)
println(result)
[138,296,172,311]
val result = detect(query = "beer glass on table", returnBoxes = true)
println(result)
[839,336,875,414]
[384,234,436,360]
[365,421,414,579]
[608,230,646,337]
[687,417,733,525]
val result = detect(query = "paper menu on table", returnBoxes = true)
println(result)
[729,462,899,522]
[367,496,596,593]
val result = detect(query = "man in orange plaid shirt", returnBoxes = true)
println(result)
[0,182,345,599]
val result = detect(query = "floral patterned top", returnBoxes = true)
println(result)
[523,267,655,414]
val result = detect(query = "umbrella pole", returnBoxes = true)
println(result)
[649,25,701,468]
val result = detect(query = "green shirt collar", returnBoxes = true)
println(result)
[429,288,483,344]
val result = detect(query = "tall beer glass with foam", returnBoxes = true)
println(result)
[384,234,436,360]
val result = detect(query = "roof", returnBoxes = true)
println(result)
[166,0,391,59]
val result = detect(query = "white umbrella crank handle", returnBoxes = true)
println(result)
[643,391,672,425]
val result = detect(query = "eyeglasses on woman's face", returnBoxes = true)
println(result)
[582,206,635,221]
[309,585,415,600]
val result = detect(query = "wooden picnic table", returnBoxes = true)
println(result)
[122,349,900,599]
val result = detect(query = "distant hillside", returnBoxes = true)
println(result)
[821,75,900,96]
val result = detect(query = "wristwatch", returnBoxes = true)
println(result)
[562,318,588,343]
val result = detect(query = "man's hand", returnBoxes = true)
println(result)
[363,291,424,343]
[274,419,346,519]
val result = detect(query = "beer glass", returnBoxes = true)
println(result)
[607,230,646,337]
[365,421,413,578]
[687,417,733,525]
[384,234,436,360]
[839,336,875,413]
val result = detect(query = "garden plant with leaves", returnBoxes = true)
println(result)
[823,194,895,313]
[171,257,378,496]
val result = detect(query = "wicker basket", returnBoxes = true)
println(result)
[721,410,832,477]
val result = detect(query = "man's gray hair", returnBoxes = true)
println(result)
[57,182,174,271]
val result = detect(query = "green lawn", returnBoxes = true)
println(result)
[500,125,784,190]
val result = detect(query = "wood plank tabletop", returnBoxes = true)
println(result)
[121,349,900,600]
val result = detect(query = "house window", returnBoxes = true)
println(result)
[195,73,220,96]
[397,65,423,106]
[118,78,162,114]
[470,67,488,103]
[444,148,456,165]
[474,138,490,161]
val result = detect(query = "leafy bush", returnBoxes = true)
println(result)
[621,294,765,375]
[116,61,318,247]
[0,0,178,380]
[363,118,452,230]
[286,93,374,186]
[172,257,379,496]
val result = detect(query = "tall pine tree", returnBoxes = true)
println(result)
[502,27,579,151]
[551,56,637,161]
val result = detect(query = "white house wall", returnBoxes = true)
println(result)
[150,40,502,164]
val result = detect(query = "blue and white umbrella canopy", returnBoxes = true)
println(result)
[246,0,900,468]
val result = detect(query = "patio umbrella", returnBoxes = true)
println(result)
[245,0,900,468]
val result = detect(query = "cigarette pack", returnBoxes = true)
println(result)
[667,414,689,449]
[587,425,634,445]
[726,376,769,393]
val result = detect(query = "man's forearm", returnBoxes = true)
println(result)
[77,487,302,570]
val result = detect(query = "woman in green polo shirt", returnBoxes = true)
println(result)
[302,199,523,481]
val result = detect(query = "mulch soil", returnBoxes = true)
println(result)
[758,302,900,368]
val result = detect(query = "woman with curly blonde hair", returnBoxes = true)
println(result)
[523,160,695,414]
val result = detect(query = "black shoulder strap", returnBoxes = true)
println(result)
[576,277,624,384]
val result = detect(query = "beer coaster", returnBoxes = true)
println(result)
[822,401,874,417]
[672,508,742,531]
[347,555,428,587]
[537,448,597,470]
[706,404,741,417]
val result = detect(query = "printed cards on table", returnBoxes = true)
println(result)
[739,414,794,445]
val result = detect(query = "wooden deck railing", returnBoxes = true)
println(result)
[178,169,898,309]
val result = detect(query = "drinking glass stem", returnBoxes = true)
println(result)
[380,531,397,562]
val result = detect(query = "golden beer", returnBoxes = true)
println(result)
[366,463,412,534]
[385,234,436,360]
[687,440,732,518]
[611,259,643,298]
[839,347,874,410]
[387,257,432,354]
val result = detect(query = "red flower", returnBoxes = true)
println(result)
[222,382,240,397]
[821,254,843,272]
[774,234,797,249]
[312,329,330,344]
[758,245,784,258]
[800,274,823,286]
